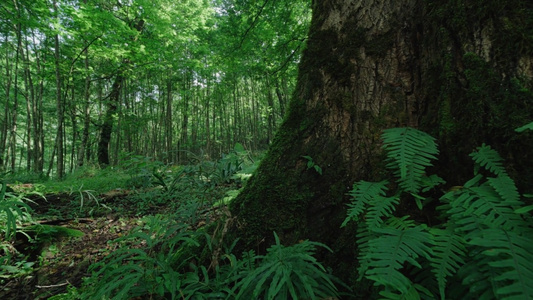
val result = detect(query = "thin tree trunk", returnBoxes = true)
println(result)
[97,19,144,166]
[165,79,173,163]
[30,29,44,173]
[23,40,33,171]
[98,74,123,166]
[53,0,64,178]
[78,47,91,166]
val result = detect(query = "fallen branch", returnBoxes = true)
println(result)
[35,281,71,289]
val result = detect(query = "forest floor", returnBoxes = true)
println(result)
[1,188,143,299]
[0,183,231,300]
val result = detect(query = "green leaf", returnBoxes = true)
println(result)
[515,122,533,132]
[234,142,245,153]
[364,225,433,294]
[382,128,438,194]
[430,227,467,300]
[470,144,508,177]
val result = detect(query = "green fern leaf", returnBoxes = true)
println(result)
[342,180,389,227]
[515,122,533,132]
[447,184,524,235]
[366,195,400,231]
[386,216,416,230]
[459,257,498,300]
[382,127,438,194]
[487,176,520,205]
[356,224,375,281]
[364,225,433,294]
[429,227,467,300]
[470,229,533,300]
[470,144,508,177]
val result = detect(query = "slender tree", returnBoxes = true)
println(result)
[52,0,65,178]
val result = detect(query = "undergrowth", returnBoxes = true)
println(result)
[8,130,533,299]
[343,126,533,299]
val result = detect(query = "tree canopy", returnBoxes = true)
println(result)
[0,0,311,175]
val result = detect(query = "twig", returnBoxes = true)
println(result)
[35,281,71,289]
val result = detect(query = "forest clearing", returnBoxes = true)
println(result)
[2,0,533,299]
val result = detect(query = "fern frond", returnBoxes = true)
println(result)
[386,216,416,230]
[233,232,339,300]
[458,255,498,300]
[470,144,508,176]
[429,227,467,300]
[342,180,389,227]
[366,195,400,231]
[379,284,432,300]
[382,127,438,194]
[515,121,533,132]
[469,229,533,300]
[447,184,524,235]
[356,223,374,281]
[421,174,446,193]
[363,225,433,294]
[487,176,520,205]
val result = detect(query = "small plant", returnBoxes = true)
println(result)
[302,155,322,175]
[69,185,111,216]
[81,214,200,300]
[231,232,340,299]
[342,127,533,299]
[0,179,39,280]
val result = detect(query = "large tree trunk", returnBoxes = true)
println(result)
[229,0,533,278]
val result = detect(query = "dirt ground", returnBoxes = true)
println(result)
[1,190,143,299]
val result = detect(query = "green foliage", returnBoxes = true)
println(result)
[232,232,340,300]
[82,213,342,299]
[43,167,130,194]
[82,214,200,300]
[302,155,323,175]
[364,225,432,295]
[214,143,257,184]
[515,121,533,133]
[0,182,33,241]
[68,186,111,216]
[343,127,533,300]
[382,127,439,193]
[0,179,39,280]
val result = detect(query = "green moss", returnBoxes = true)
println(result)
[421,34,533,190]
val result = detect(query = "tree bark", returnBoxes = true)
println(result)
[97,75,123,166]
[53,0,65,178]
[97,18,144,166]
[229,0,533,278]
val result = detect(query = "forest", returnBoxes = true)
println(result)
[1,0,533,299]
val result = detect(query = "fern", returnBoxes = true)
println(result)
[364,225,432,294]
[470,229,533,300]
[470,144,508,177]
[232,232,340,300]
[429,227,467,300]
[367,195,400,230]
[342,180,389,227]
[83,215,199,300]
[487,176,520,204]
[382,127,439,194]
[344,127,533,300]
[515,121,533,132]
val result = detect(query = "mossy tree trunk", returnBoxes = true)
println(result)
[230,0,533,270]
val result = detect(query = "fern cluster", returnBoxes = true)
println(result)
[343,127,533,299]
[81,216,340,300]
